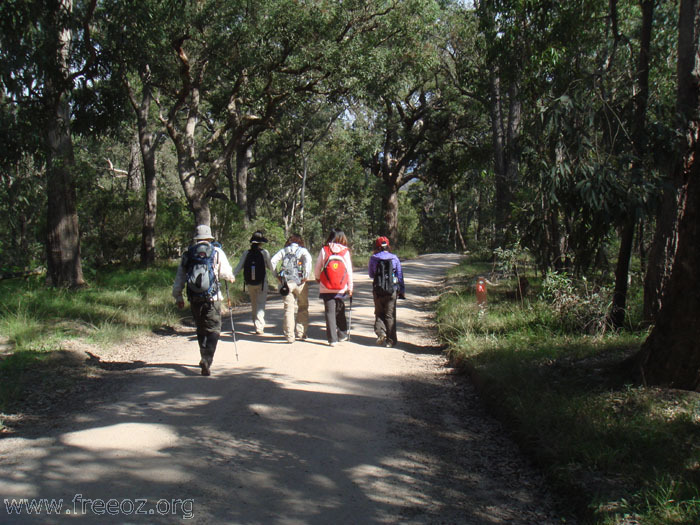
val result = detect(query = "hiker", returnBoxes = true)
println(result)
[233,231,274,335]
[314,228,353,346]
[270,234,313,343]
[173,225,235,376]
[368,236,405,347]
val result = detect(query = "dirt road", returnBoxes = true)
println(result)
[0,254,566,524]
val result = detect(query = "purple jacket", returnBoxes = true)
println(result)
[368,251,405,295]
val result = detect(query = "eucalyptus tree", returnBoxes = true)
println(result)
[94,0,173,266]
[356,0,449,246]
[136,0,412,229]
[635,0,700,390]
[0,0,99,286]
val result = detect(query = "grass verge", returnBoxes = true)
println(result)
[0,262,248,431]
[436,257,700,525]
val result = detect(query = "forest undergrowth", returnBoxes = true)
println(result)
[436,256,700,525]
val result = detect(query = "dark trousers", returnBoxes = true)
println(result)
[322,296,348,343]
[373,291,398,345]
[191,299,222,364]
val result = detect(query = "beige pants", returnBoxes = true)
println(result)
[282,281,309,342]
[247,282,268,334]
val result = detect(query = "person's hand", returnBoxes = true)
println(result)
[176,300,185,309]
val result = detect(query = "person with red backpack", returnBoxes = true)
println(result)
[233,231,275,335]
[314,228,354,346]
[368,236,405,347]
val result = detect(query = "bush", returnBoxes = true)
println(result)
[541,271,612,335]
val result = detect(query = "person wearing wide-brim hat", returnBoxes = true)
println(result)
[233,231,275,335]
[172,224,235,376]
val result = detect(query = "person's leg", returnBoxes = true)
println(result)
[282,282,297,343]
[373,292,389,344]
[336,297,348,341]
[385,292,398,346]
[194,300,222,375]
[296,282,309,339]
[256,281,268,333]
[249,284,266,334]
[323,296,338,344]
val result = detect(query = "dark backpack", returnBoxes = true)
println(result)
[319,245,349,290]
[185,241,220,301]
[243,247,265,285]
[373,257,396,297]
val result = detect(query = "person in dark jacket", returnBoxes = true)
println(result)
[368,236,405,347]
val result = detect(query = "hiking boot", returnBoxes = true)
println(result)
[376,336,386,346]
[199,359,211,376]
[329,341,337,347]
[339,335,349,342]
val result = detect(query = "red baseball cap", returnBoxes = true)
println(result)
[375,236,390,249]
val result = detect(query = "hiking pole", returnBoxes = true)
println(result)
[225,282,239,361]
[347,294,353,341]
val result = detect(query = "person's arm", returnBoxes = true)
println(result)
[270,249,283,273]
[393,254,405,297]
[217,248,235,282]
[264,249,275,272]
[172,255,187,308]
[232,250,248,276]
[368,254,377,278]
[314,247,326,281]
[344,249,354,295]
[301,248,313,282]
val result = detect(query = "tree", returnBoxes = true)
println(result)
[0,0,98,286]
[635,0,700,390]
[609,0,654,329]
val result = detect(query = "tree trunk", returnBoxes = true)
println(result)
[635,0,700,390]
[610,0,653,329]
[382,184,400,248]
[643,178,683,321]
[132,81,158,267]
[610,220,635,328]
[45,0,84,288]
[236,143,252,224]
[451,188,467,252]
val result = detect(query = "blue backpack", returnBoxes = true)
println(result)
[185,241,220,301]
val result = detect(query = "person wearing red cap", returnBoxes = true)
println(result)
[368,236,405,347]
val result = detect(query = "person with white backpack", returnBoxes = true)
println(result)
[271,234,313,343]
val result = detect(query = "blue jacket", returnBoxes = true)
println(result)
[368,251,405,295]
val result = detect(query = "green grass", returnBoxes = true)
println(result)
[0,262,248,427]
[436,256,700,524]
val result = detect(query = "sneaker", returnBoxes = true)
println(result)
[200,359,211,376]
[329,341,337,347]
[286,339,294,344]
[297,334,307,341]
[376,336,386,346]
[339,335,349,342]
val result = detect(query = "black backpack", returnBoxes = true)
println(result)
[185,241,220,301]
[373,258,396,297]
[243,247,265,285]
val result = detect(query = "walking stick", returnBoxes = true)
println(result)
[347,294,353,341]
[225,282,239,361]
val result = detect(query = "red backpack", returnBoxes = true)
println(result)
[319,245,349,290]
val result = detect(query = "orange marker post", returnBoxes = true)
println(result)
[476,277,487,307]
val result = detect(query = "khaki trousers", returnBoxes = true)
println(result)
[282,281,309,341]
